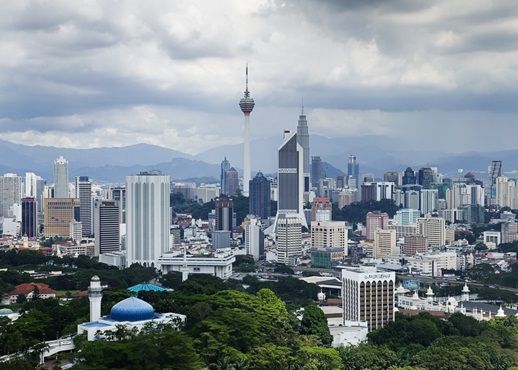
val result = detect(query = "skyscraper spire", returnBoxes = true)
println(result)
[297,105,310,192]
[239,64,255,196]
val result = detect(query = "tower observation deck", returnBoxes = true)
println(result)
[239,64,255,196]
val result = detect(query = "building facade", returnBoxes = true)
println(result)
[54,156,69,198]
[249,171,271,220]
[276,215,302,265]
[94,200,120,256]
[75,176,92,237]
[44,198,80,237]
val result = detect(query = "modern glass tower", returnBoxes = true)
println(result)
[75,176,92,237]
[249,171,271,220]
[296,106,310,192]
[126,171,170,268]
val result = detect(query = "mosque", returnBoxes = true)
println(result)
[77,276,185,340]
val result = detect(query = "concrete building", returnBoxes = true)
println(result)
[245,215,264,259]
[311,247,344,268]
[417,216,446,249]
[365,212,389,241]
[215,195,234,231]
[44,198,80,237]
[374,229,398,259]
[394,209,420,226]
[311,221,348,255]
[276,215,302,265]
[110,187,126,224]
[54,156,69,198]
[158,250,235,279]
[502,221,518,244]
[340,266,395,331]
[126,171,171,268]
[311,197,332,223]
[483,230,501,249]
[0,173,22,218]
[402,235,428,256]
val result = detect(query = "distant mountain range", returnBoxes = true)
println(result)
[0,136,515,183]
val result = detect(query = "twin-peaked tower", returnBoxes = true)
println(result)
[239,64,255,196]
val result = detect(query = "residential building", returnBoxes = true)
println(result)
[0,173,22,218]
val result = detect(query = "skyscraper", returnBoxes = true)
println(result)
[488,160,502,205]
[215,195,234,231]
[0,173,22,218]
[249,171,271,220]
[239,64,255,196]
[311,156,325,195]
[225,167,239,196]
[220,157,231,195]
[296,106,310,192]
[21,197,37,237]
[418,167,434,189]
[43,198,80,237]
[75,176,92,237]
[276,130,307,229]
[347,155,360,188]
[126,171,171,267]
[402,167,416,185]
[54,156,69,198]
[94,199,120,256]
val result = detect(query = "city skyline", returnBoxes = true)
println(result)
[2,1,518,156]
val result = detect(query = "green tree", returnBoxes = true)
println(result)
[300,305,333,347]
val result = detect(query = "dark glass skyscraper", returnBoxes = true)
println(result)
[311,156,325,195]
[220,157,231,195]
[402,167,417,185]
[249,171,271,219]
[418,167,434,189]
[21,197,37,237]
[215,195,234,231]
[347,155,359,189]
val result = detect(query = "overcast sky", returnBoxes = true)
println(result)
[2,0,518,156]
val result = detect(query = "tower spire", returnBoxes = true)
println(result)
[239,64,255,196]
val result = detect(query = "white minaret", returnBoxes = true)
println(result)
[239,64,255,196]
[88,275,103,322]
[181,246,189,282]
[461,283,470,301]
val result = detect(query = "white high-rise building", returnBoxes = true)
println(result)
[245,215,264,260]
[341,266,395,331]
[0,173,23,218]
[276,215,302,265]
[420,189,438,215]
[54,156,69,198]
[394,209,420,226]
[126,172,171,267]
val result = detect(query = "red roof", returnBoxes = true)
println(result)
[9,283,56,296]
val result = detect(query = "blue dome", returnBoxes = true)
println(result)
[110,296,155,322]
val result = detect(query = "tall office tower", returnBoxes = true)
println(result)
[310,197,332,223]
[296,106,310,192]
[111,187,126,224]
[418,167,434,189]
[215,195,234,231]
[417,216,446,249]
[94,200,120,256]
[311,156,326,194]
[488,160,502,205]
[0,173,22,218]
[220,157,231,195]
[420,189,438,215]
[402,167,416,185]
[249,171,271,219]
[225,167,239,196]
[374,229,397,259]
[383,171,400,186]
[394,209,420,226]
[126,171,171,267]
[276,214,302,265]
[21,197,37,237]
[245,215,264,259]
[341,266,395,330]
[75,176,92,237]
[44,198,80,237]
[402,235,428,256]
[502,221,518,244]
[347,155,360,189]
[311,221,348,254]
[239,64,255,196]
[365,212,389,241]
[54,156,69,198]
[276,131,307,229]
